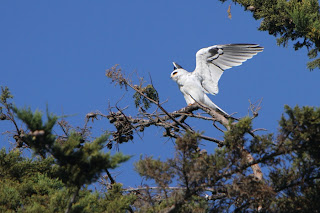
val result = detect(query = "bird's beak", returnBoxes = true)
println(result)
[173,62,182,70]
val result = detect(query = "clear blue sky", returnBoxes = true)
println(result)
[1,1,320,188]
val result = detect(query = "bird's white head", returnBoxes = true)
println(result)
[170,62,188,83]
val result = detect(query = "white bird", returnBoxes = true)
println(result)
[170,44,264,116]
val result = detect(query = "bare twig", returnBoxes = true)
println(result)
[106,66,264,191]
[213,121,225,133]
[252,128,267,133]
[249,98,263,119]
[123,186,217,193]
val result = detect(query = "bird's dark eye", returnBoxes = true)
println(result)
[172,71,178,76]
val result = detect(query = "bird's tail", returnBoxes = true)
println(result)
[203,95,229,116]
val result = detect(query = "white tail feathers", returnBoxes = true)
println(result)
[203,95,229,116]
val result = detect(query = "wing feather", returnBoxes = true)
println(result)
[193,44,263,95]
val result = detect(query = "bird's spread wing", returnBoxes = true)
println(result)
[193,44,264,95]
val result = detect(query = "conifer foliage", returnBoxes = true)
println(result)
[103,63,319,212]
[0,86,134,213]
[219,0,320,70]
[1,1,320,211]
[1,80,320,212]
[1,76,320,212]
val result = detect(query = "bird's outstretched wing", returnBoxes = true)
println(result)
[193,44,264,95]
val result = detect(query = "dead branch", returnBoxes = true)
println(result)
[249,98,263,119]
[123,186,218,193]
[106,66,264,188]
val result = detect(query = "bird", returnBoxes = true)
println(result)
[170,44,264,116]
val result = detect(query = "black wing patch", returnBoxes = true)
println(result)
[208,47,223,61]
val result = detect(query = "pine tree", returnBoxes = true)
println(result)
[1,72,319,212]
[0,86,135,213]
[1,1,320,211]
[104,65,320,212]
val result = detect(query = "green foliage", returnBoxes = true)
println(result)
[53,133,131,187]
[102,183,136,213]
[135,132,226,212]
[13,106,57,157]
[69,184,136,213]
[11,106,131,189]
[267,105,320,212]
[133,106,320,211]
[0,86,132,212]
[220,0,320,70]
[0,149,56,182]
[224,116,252,149]
[0,149,66,212]
[0,86,13,105]
[135,156,174,187]
[0,132,132,212]
[2,79,320,211]
[212,147,229,169]
[105,65,128,89]
[106,65,159,110]
[0,86,14,121]
[0,149,136,212]
[280,105,320,161]
[250,134,273,151]
[133,84,159,109]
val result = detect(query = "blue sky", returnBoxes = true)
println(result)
[1,1,320,188]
